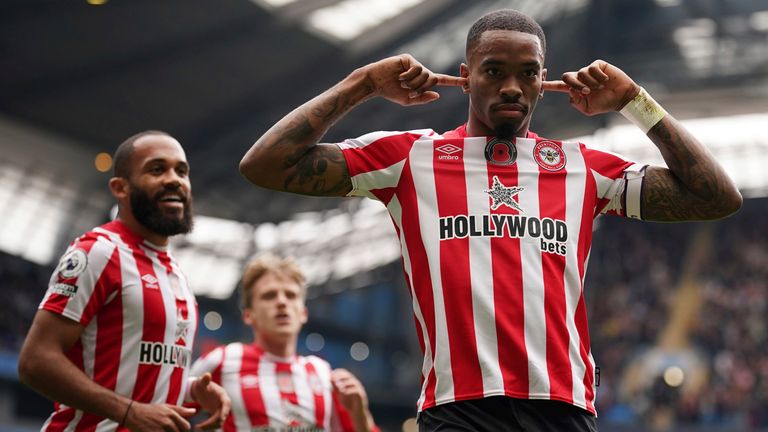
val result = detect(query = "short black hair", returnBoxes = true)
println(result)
[113,130,171,178]
[466,9,546,60]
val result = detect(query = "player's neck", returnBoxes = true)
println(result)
[466,116,530,138]
[255,333,297,359]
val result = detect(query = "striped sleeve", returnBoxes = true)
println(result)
[190,346,225,380]
[40,233,120,327]
[580,143,647,219]
[187,346,226,403]
[336,129,435,201]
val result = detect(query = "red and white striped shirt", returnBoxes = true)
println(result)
[337,124,646,415]
[191,343,358,431]
[39,220,198,431]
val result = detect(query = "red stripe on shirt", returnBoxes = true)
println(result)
[304,361,326,428]
[398,161,438,407]
[344,133,424,177]
[131,248,165,403]
[537,142,573,405]
[486,162,529,397]
[433,139,483,398]
[240,345,268,426]
[166,298,189,404]
[577,149,600,413]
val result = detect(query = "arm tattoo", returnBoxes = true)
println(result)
[260,88,360,195]
[283,145,351,196]
[642,119,739,221]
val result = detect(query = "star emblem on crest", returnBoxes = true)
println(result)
[484,176,525,212]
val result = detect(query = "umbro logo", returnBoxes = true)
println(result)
[436,144,461,155]
[436,144,462,161]
[141,274,159,289]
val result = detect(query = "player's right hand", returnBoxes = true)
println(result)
[125,402,196,432]
[362,54,466,106]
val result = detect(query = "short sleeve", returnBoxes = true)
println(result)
[190,345,225,379]
[581,143,648,219]
[40,234,120,327]
[336,129,434,200]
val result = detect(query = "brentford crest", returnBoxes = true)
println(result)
[533,141,566,171]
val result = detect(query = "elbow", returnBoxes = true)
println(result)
[723,189,743,218]
[711,189,743,220]
[238,156,253,180]
[239,154,265,186]
[17,350,38,387]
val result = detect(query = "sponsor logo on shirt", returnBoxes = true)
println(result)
[50,283,78,297]
[435,143,462,160]
[57,248,88,279]
[534,140,567,171]
[139,342,191,368]
[439,214,569,256]
[141,274,159,289]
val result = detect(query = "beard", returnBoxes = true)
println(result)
[494,122,517,139]
[130,184,193,236]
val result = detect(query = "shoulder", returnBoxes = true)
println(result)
[53,228,118,278]
[302,354,332,371]
[340,128,437,148]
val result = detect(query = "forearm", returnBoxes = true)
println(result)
[19,349,130,422]
[350,407,376,432]
[616,88,741,221]
[239,67,375,191]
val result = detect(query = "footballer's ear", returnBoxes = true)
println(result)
[460,63,470,94]
[108,177,129,200]
[242,308,253,326]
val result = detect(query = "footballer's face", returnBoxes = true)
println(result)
[244,272,308,341]
[462,30,546,138]
[128,135,194,236]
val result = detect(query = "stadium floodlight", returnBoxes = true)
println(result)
[307,0,426,41]
[250,0,301,9]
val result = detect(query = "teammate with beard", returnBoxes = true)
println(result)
[18,131,231,432]
[239,9,741,431]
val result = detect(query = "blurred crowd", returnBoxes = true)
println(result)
[588,197,768,430]
[0,251,45,352]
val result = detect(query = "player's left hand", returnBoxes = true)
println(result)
[542,59,641,116]
[332,368,368,413]
[332,368,378,431]
[189,373,231,430]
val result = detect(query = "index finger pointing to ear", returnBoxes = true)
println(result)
[435,74,467,87]
[542,80,571,93]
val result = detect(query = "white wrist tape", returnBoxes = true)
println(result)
[619,87,668,134]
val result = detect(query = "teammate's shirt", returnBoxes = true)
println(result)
[337,124,646,415]
[39,220,198,431]
[191,343,359,432]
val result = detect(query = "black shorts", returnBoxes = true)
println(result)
[418,396,597,432]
